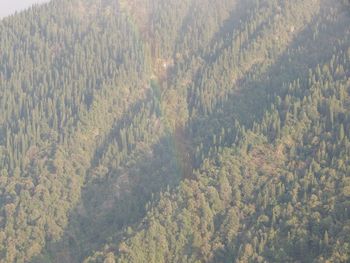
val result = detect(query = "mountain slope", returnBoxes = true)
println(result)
[0,0,349,262]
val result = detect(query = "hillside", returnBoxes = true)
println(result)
[0,0,349,262]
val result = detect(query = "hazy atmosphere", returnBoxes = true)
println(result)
[0,0,349,262]
[0,0,49,18]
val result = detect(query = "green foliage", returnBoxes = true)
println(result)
[0,0,349,262]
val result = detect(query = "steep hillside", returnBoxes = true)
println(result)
[0,0,348,262]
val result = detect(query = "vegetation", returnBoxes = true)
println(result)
[0,0,349,262]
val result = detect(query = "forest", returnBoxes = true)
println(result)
[0,0,349,262]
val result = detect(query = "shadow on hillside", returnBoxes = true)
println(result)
[31,2,350,262]
[189,4,349,160]
[32,92,184,262]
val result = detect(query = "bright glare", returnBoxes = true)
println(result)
[0,0,49,18]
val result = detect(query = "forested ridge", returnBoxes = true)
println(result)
[0,0,349,262]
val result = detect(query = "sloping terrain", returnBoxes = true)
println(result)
[0,0,349,262]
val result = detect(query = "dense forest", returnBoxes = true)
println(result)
[0,0,349,262]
